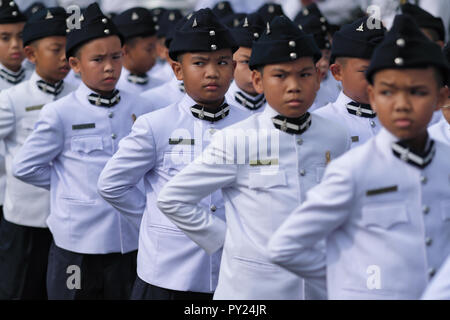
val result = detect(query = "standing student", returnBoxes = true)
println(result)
[114,7,165,95]
[294,3,340,111]
[0,1,28,224]
[156,16,350,300]
[0,6,74,300]
[314,16,385,148]
[225,12,266,114]
[98,8,248,300]
[268,14,450,300]
[12,3,153,300]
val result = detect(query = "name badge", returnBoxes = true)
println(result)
[72,123,95,130]
[169,138,195,145]
[366,185,398,196]
[249,158,279,166]
[25,105,44,112]
[351,136,359,143]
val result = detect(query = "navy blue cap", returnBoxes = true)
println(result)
[113,7,156,40]
[366,15,449,84]
[229,13,265,48]
[24,2,46,19]
[401,3,445,42]
[256,2,285,23]
[66,3,123,58]
[212,1,234,19]
[294,3,331,50]
[0,0,26,24]
[149,7,166,25]
[444,42,450,86]
[23,7,68,46]
[330,16,385,63]
[249,15,321,70]
[169,8,237,61]
[156,9,183,39]
[220,12,246,28]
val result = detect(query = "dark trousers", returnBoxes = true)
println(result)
[46,241,137,300]
[0,218,52,300]
[130,276,214,300]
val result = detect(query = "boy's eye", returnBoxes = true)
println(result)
[92,57,102,62]
[218,60,228,65]
[113,54,122,59]
[240,60,249,65]
[380,90,392,96]
[274,74,285,78]
[301,73,311,78]
[1,36,10,41]
[193,61,204,66]
[410,89,428,96]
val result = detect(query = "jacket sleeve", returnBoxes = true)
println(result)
[0,90,15,141]
[98,115,156,217]
[12,103,63,190]
[268,157,354,281]
[157,129,237,255]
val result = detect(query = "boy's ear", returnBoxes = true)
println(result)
[122,44,130,57]
[330,63,343,82]
[68,56,81,74]
[171,60,183,81]
[436,85,450,110]
[367,84,376,112]
[23,45,37,64]
[252,69,264,95]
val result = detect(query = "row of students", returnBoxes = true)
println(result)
[0,1,448,300]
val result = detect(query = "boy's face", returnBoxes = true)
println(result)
[440,88,450,124]
[0,22,25,71]
[172,49,235,106]
[233,46,258,96]
[368,67,448,140]
[69,36,122,94]
[123,35,158,73]
[252,57,321,118]
[331,57,370,104]
[316,49,331,81]
[25,36,70,83]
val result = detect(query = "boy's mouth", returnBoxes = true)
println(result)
[394,118,413,128]
[204,83,219,90]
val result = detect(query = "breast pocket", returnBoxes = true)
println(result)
[248,170,286,190]
[71,135,104,155]
[163,151,193,175]
[361,202,409,229]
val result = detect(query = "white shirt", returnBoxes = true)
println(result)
[116,67,166,95]
[140,76,185,110]
[268,128,450,299]
[12,82,154,254]
[309,71,341,112]
[0,72,76,227]
[429,117,449,145]
[314,91,381,148]
[148,60,174,84]
[422,254,450,300]
[157,103,350,299]
[98,94,249,293]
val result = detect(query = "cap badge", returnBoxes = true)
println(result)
[131,12,139,21]
[356,23,364,32]
[45,10,54,20]
[192,18,197,28]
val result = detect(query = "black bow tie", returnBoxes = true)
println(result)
[272,112,312,135]
[179,82,185,93]
[0,67,25,84]
[190,103,230,122]
[346,101,376,118]
[127,74,148,85]
[88,90,121,107]
[36,80,64,96]
[392,139,436,169]
[235,91,265,110]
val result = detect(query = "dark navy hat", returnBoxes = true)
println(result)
[23,7,68,46]
[294,3,331,50]
[168,8,237,61]
[221,12,246,28]
[366,14,449,85]
[24,2,46,19]
[66,3,123,58]
[256,3,285,23]
[156,9,182,39]
[330,16,385,63]
[212,1,234,19]
[401,3,445,42]
[113,7,156,40]
[149,7,166,25]
[249,15,321,70]
[444,42,450,86]
[229,12,265,48]
[0,0,26,24]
